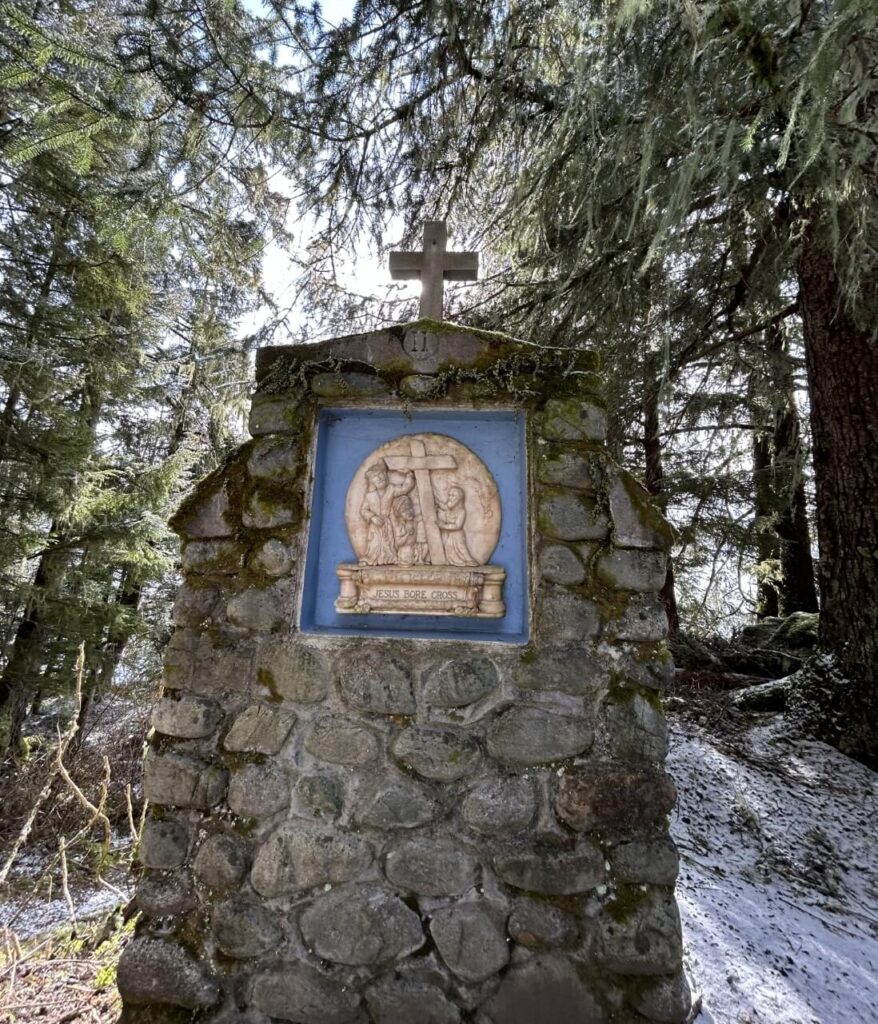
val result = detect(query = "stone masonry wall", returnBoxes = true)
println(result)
[118,325,691,1024]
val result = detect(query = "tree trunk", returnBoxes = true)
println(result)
[643,362,680,636]
[0,383,102,757]
[72,571,143,746]
[0,207,72,467]
[0,541,70,756]
[765,325,818,615]
[751,424,780,618]
[797,226,878,766]
[749,326,819,617]
[772,396,819,616]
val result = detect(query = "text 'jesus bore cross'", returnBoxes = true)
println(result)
[389,220,478,320]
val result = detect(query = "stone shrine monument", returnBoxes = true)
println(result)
[119,223,691,1023]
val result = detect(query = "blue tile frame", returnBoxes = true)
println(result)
[300,408,529,643]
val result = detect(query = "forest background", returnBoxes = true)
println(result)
[0,0,876,945]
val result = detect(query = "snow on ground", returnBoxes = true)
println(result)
[0,842,132,940]
[1,705,875,1024]
[0,877,129,940]
[668,714,878,1024]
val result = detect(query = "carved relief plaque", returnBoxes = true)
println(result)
[336,433,506,617]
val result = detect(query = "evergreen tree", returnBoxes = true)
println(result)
[0,0,291,754]
[287,0,875,762]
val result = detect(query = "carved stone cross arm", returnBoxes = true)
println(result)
[389,220,478,320]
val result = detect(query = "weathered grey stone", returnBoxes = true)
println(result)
[538,544,586,585]
[139,820,189,870]
[151,695,222,739]
[227,763,290,819]
[365,980,459,1024]
[247,437,300,480]
[478,955,605,1024]
[537,450,597,490]
[297,773,344,819]
[462,777,536,835]
[423,656,499,708]
[538,493,608,541]
[172,582,221,627]
[514,647,607,696]
[242,490,297,530]
[429,902,508,983]
[227,581,290,632]
[598,889,683,975]
[117,939,220,1010]
[611,837,679,885]
[250,825,374,897]
[399,374,441,399]
[537,587,600,642]
[336,649,415,714]
[161,628,200,689]
[175,485,233,539]
[486,707,593,766]
[598,549,667,592]
[354,778,435,829]
[609,473,674,551]
[223,704,297,754]
[311,371,389,397]
[262,642,329,703]
[507,899,578,949]
[212,897,283,958]
[539,397,608,442]
[612,594,669,641]
[143,751,228,810]
[187,636,254,698]
[249,962,363,1024]
[136,873,196,917]
[555,767,676,831]
[181,540,244,575]
[615,647,675,691]
[630,969,692,1022]
[391,726,480,781]
[603,694,669,763]
[493,843,605,895]
[193,833,249,890]
[385,837,478,896]
[250,538,295,576]
[305,715,379,765]
[300,884,424,964]
[248,395,304,437]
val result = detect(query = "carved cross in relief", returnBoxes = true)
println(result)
[384,439,455,565]
[389,221,478,320]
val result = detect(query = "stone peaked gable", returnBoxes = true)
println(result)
[118,319,690,1024]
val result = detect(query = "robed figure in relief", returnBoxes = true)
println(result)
[359,460,415,565]
[436,486,477,565]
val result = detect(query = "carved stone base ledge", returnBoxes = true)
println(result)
[336,564,506,617]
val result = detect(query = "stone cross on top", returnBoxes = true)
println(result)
[389,220,478,320]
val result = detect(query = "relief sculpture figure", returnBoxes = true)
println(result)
[391,493,423,566]
[338,433,505,617]
[436,486,477,565]
[360,460,415,565]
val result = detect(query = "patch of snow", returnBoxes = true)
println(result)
[1,877,131,939]
[669,715,878,1024]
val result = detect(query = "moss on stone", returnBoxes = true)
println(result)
[605,884,650,923]
[519,647,538,665]
[607,672,665,711]
[615,470,677,549]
